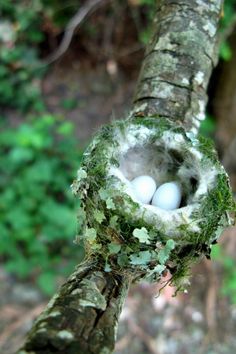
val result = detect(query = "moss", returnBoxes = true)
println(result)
[73,117,234,290]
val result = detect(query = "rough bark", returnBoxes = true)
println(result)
[132,0,223,132]
[19,260,130,354]
[18,1,224,353]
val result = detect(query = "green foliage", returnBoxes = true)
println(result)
[0,0,46,110]
[199,114,216,137]
[0,1,80,111]
[221,0,236,32]
[0,114,84,295]
[219,0,236,61]
[137,0,156,45]
[211,244,236,304]
[219,41,233,61]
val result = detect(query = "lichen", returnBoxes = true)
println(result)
[57,330,74,341]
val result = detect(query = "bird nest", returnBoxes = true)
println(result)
[72,118,234,289]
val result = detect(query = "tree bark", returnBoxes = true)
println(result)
[18,1,224,353]
[19,260,130,354]
[132,0,222,132]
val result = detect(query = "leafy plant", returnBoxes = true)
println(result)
[0,1,46,110]
[0,0,79,111]
[200,114,216,137]
[219,0,236,61]
[0,114,84,295]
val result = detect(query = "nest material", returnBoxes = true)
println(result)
[73,118,235,290]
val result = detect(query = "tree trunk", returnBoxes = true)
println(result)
[18,1,224,353]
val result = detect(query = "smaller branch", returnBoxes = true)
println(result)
[18,260,131,354]
[43,0,108,65]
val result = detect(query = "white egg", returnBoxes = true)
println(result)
[151,181,182,210]
[131,175,157,204]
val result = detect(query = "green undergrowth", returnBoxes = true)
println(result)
[0,114,84,295]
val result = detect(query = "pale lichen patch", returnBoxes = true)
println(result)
[194,71,204,85]
[193,99,206,122]
[48,311,61,318]
[57,330,74,341]
[182,78,190,85]
[203,22,217,37]
[154,33,177,51]
[71,288,82,295]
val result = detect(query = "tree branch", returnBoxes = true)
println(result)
[18,260,131,354]
[132,0,223,132]
[44,0,108,65]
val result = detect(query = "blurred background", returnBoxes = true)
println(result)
[0,0,236,353]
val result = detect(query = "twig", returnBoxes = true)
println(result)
[43,0,108,65]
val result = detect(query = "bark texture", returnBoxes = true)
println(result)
[132,0,223,132]
[19,260,130,354]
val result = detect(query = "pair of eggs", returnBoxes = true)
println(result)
[131,175,182,210]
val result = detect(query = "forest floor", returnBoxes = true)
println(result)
[1,55,236,354]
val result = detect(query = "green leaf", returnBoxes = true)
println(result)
[5,256,31,278]
[220,41,232,61]
[130,251,152,265]
[210,244,221,260]
[199,115,216,137]
[94,210,105,223]
[108,242,121,254]
[37,272,56,296]
[57,122,74,135]
[133,227,150,244]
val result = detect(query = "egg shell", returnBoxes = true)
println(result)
[151,181,182,210]
[131,175,157,204]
